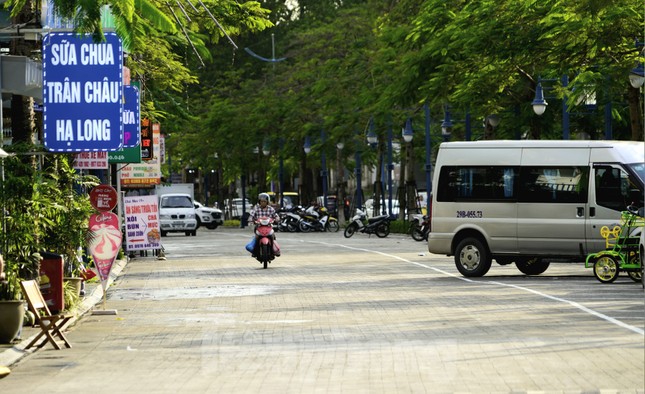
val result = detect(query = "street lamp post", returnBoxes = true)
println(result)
[354,130,363,213]
[336,141,345,223]
[531,76,570,139]
[629,41,644,141]
[424,104,432,216]
[321,130,328,211]
[304,131,328,210]
[401,118,415,221]
[532,75,615,140]
[387,122,394,218]
[366,120,384,217]
[440,105,471,141]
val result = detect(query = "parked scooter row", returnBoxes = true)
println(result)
[276,205,340,233]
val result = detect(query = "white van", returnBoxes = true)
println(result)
[427,140,644,277]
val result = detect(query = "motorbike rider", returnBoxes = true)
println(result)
[249,193,280,256]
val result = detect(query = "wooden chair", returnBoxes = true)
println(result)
[19,280,72,350]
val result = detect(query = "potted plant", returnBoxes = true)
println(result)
[37,155,98,296]
[0,261,26,344]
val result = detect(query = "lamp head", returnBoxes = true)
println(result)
[402,118,413,142]
[441,109,453,136]
[303,136,311,154]
[485,114,500,128]
[531,82,548,115]
[629,63,645,88]
[366,130,378,145]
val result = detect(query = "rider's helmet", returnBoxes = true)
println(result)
[258,193,270,203]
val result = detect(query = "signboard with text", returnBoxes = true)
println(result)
[120,122,161,187]
[140,118,153,160]
[73,151,108,169]
[43,32,123,152]
[123,195,161,251]
[123,85,140,148]
[108,145,141,163]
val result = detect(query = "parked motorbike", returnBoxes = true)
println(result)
[343,208,390,238]
[253,217,280,269]
[277,207,302,232]
[299,206,340,232]
[410,214,431,242]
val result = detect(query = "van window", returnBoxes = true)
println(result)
[594,165,643,211]
[519,166,588,203]
[437,166,518,201]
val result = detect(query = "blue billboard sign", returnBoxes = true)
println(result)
[43,32,123,152]
[123,85,140,148]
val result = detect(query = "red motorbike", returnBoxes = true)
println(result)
[253,217,280,269]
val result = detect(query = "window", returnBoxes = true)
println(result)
[437,165,589,203]
[519,166,588,203]
[595,165,643,211]
[437,166,518,202]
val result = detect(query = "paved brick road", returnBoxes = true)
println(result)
[1,229,643,393]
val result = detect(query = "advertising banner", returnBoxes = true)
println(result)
[87,211,122,282]
[123,195,161,252]
[42,32,123,152]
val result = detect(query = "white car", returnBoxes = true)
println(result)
[159,193,198,236]
[194,201,224,229]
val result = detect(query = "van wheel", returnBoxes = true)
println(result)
[515,258,550,275]
[454,237,491,277]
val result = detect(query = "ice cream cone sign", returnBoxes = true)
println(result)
[88,211,122,282]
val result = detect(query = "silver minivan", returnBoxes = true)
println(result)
[427,140,645,277]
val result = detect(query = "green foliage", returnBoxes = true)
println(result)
[0,150,99,298]
[0,269,22,301]
[388,220,410,234]
[63,280,81,311]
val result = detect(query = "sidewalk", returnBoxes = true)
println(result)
[0,258,128,371]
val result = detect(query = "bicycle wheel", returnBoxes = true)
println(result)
[593,255,619,283]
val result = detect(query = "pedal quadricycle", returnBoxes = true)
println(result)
[585,205,643,284]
